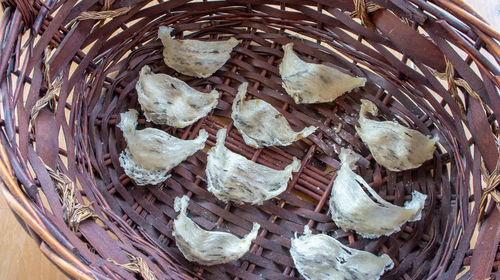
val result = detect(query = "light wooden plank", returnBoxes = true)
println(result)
[0,192,68,280]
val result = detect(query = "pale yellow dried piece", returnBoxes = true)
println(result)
[118,109,208,185]
[279,43,366,104]
[136,66,218,127]
[159,26,239,78]
[231,82,317,148]
[173,195,260,265]
[356,99,438,171]
[206,129,300,205]
[290,225,394,280]
[329,149,427,238]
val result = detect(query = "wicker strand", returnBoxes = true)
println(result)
[349,0,381,30]
[29,75,62,132]
[430,59,497,136]
[453,76,498,135]
[398,14,411,26]
[107,252,156,280]
[68,6,132,26]
[444,57,467,120]
[29,48,62,133]
[478,158,500,222]
[46,165,96,232]
[449,0,486,22]
[42,47,52,96]
[103,0,114,11]
[429,57,491,121]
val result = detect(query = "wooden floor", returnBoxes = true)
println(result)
[0,0,497,279]
[0,194,67,280]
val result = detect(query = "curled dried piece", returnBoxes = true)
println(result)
[329,148,427,238]
[356,99,438,171]
[173,195,260,265]
[159,26,239,78]
[206,129,300,205]
[279,43,366,104]
[136,66,218,127]
[118,109,208,185]
[231,82,317,148]
[290,225,394,280]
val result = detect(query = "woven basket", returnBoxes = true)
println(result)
[0,0,499,279]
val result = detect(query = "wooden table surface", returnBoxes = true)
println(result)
[0,0,497,279]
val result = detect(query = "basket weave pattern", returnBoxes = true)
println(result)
[0,0,499,279]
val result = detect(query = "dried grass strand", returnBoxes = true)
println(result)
[69,6,132,26]
[478,158,500,222]
[104,0,114,11]
[29,48,62,133]
[46,164,96,231]
[444,57,467,120]
[108,252,156,280]
[429,57,494,121]
[349,0,382,30]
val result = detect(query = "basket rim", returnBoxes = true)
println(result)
[0,0,499,279]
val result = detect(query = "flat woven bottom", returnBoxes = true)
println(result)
[91,22,442,280]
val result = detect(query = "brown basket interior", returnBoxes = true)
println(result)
[103,21,442,280]
[1,0,499,280]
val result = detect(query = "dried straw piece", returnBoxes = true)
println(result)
[444,57,467,120]
[103,0,115,11]
[478,158,500,222]
[108,252,156,280]
[29,74,62,132]
[46,165,96,232]
[349,0,382,30]
[30,47,61,133]
[69,7,132,26]
[430,57,492,121]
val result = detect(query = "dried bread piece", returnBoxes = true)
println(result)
[136,65,218,127]
[329,148,427,238]
[290,225,394,280]
[279,43,366,104]
[118,109,208,185]
[356,99,438,171]
[206,128,300,205]
[173,195,260,265]
[231,82,317,148]
[158,26,239,78]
